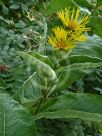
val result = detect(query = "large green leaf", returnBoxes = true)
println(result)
[0,91,36,136]
[34,93,102,123]
[34,110,102,122]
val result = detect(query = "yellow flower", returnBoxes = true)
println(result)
[57,8,90,33]
[72,33,87,42]
[48,8,90,50]
[48,27,77,50]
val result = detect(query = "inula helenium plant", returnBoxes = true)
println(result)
[0,0,102,135]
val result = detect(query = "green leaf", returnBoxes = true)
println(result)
[44,0,76,16]
[60,55,102,66]
[10,4,20,9]
[57,62,102,73]
[55,62,102,91]
[71,36,102,59]
[59,35,102,66]
[0,78,8,89]
[74,0,93,9]
[18,51,57,82]
[89,16,102,38]
[34,93,102,123]
[96,0,102,7]
[0,91,36,136]
[2,5,9,15]
[34,110,102,122]
[28,51,53,67]
[17,51,57,99]
[14,72,42,104]
[15,20,26,28]
[0,0,3,5]
[69,55,102,63]
[55,36,102,91]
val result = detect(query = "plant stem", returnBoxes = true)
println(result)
[34,98,43,115]
[34,78,48,114]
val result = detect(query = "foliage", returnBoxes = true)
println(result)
[0,0,102,135]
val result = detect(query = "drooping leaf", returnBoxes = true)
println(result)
[18,51,57,82]
[17,52,57,102]
[34,93,102,123]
